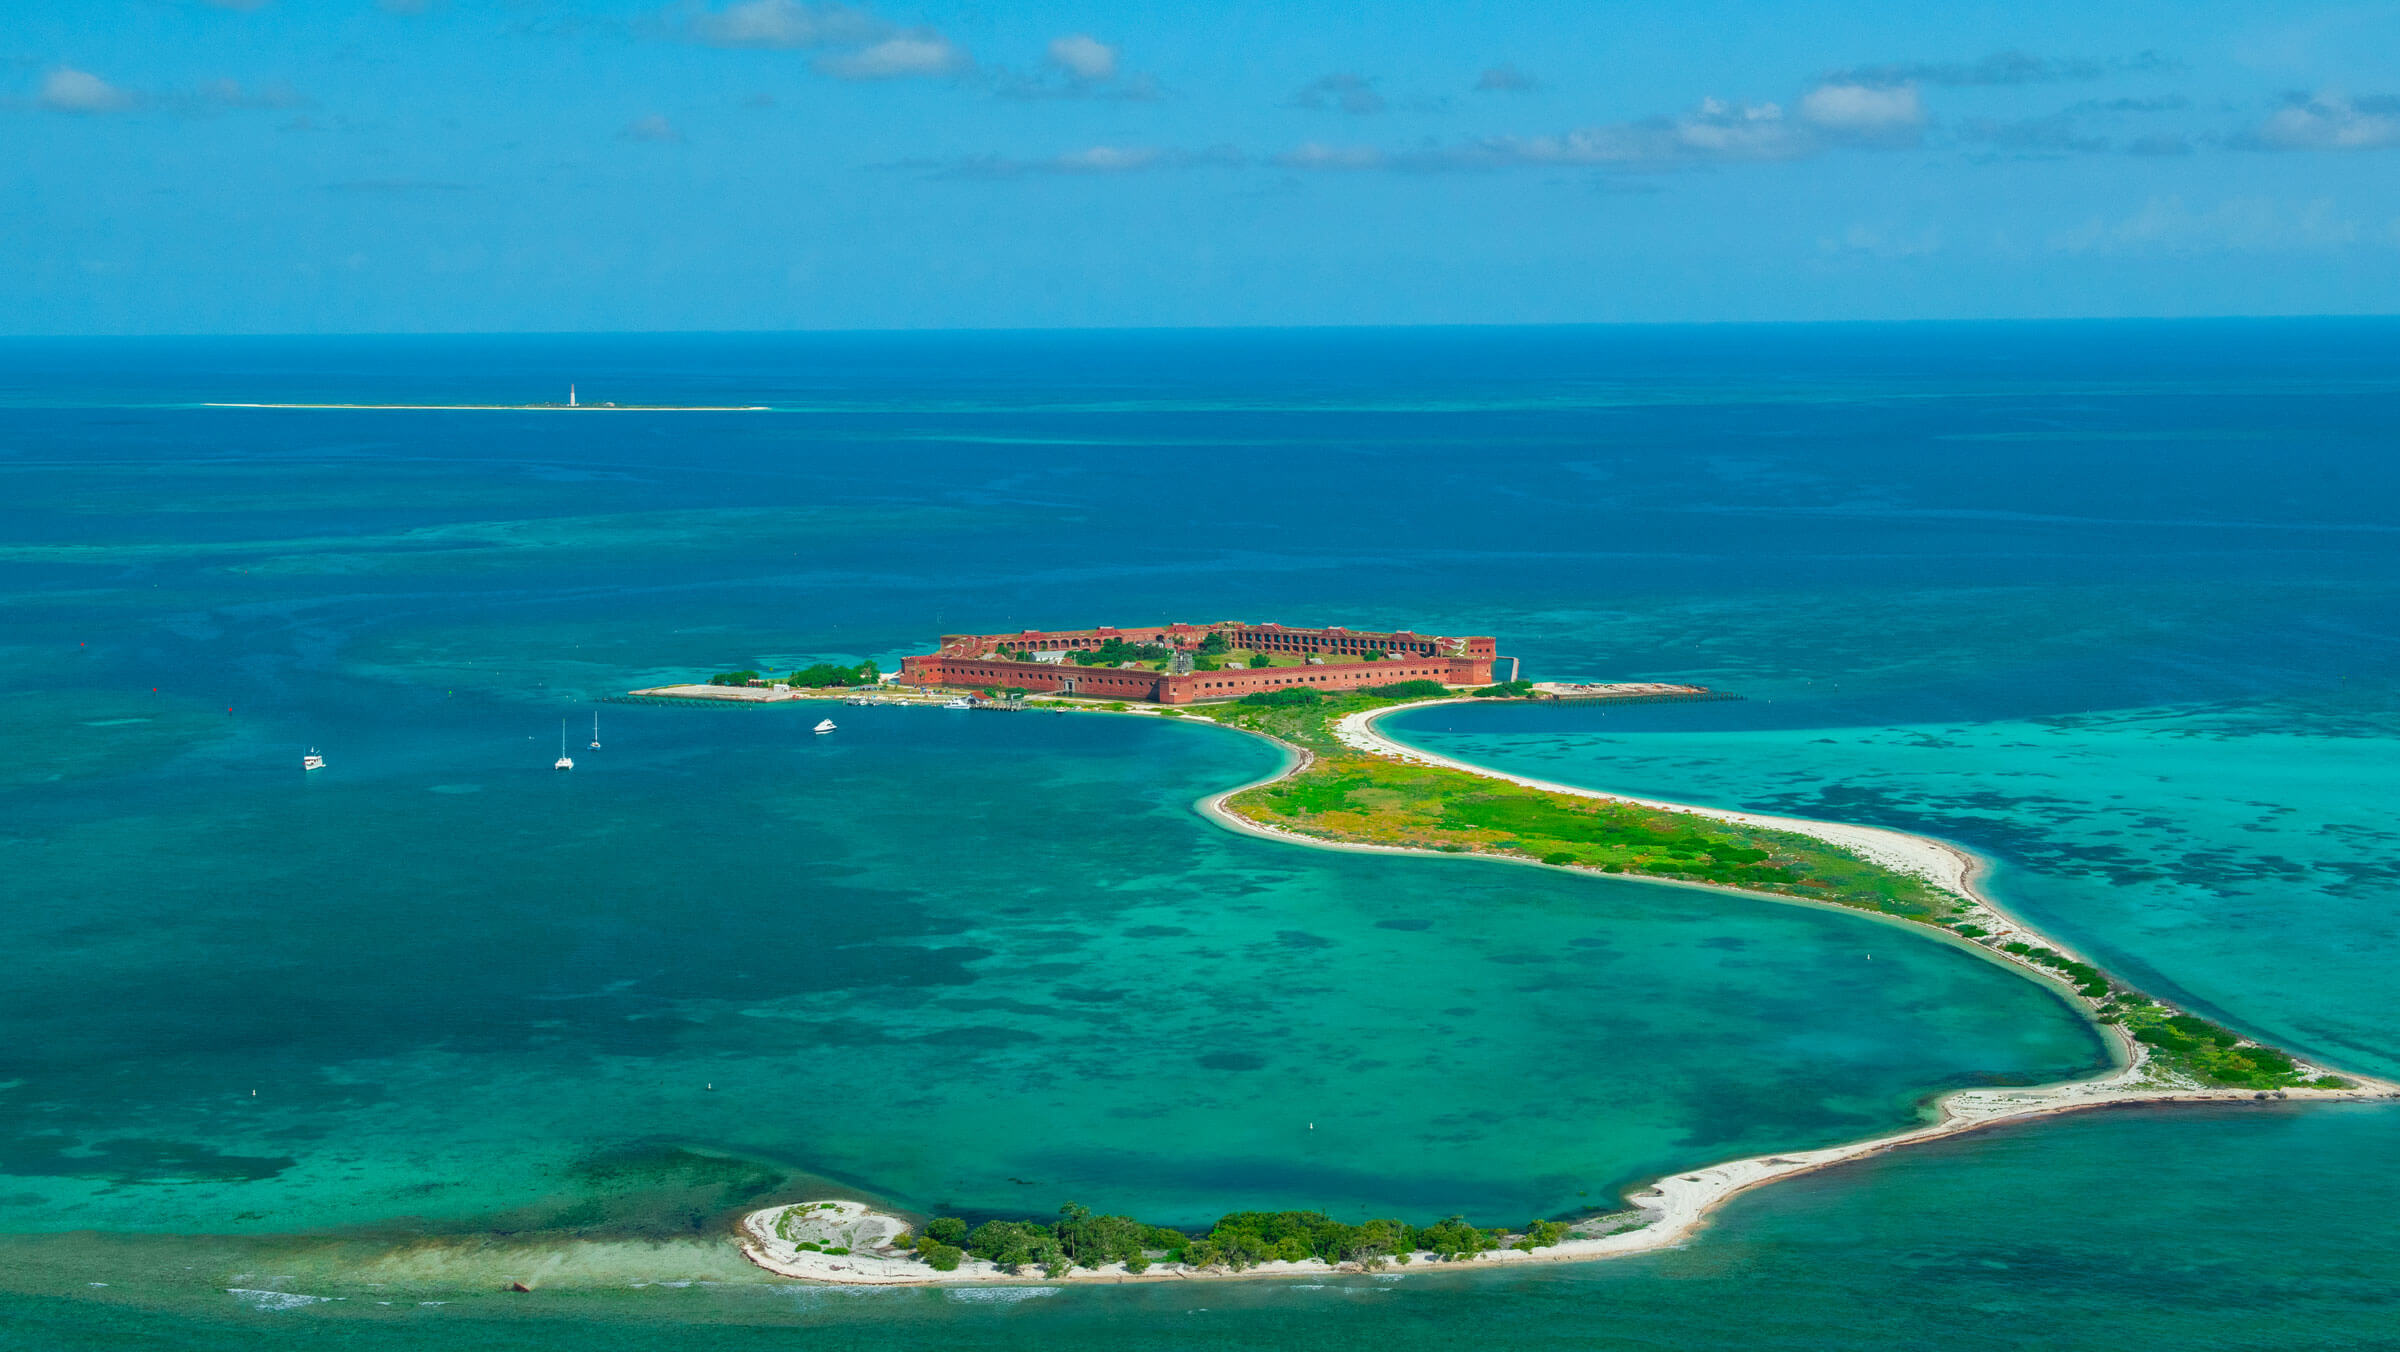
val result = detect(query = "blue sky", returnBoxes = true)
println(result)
[10,0,2400,332]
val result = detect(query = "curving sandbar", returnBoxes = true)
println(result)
[736,691,2395,1287]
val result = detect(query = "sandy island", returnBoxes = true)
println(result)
[733,687,2396,1288]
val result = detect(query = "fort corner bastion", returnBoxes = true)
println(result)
[898,621,1501,705]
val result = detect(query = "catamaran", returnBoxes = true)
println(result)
[303,748,326,771]
[554,720,574,771]
[590,711,601,750]
[813,717,837,735]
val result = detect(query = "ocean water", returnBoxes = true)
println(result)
[2,321,2398,1348]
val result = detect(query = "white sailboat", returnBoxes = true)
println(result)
[554,720,574,771]
[302,747,326,771]
[590,711,601,750]
[813,717,837,735]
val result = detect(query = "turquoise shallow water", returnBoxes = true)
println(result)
[4,323,2399,1346]
[5,1104,2396,1351]
[0,704,2098,1238]
[1383,695,2400,1079]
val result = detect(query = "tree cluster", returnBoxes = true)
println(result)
[906,1204,1565,1275]
[912,1205,1186,1277]
[1186,1211,1512,1270]
[786,659,879,688]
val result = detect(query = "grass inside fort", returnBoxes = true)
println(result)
[1192,691,1954,919]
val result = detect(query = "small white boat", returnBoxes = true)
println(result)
[589,710,601,750]
[554,720,574,771]
[942,697,974,709]
[813,718,837,735]
[303,748,326,771]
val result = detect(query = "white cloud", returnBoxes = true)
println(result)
[939,80,1927,182]
[1274,142,1387,170]
[1047,34,1116,82]
[1473,64,1537,94]
[1289,73,1384,115]
[195,78,308,111]
[2052,196,2363,254]
[620,113,684,142]
[1052,145,1158,172]
[1817,223,1942,258]
[38,68,137,113]
[2242,92,2400,151]
[1829,50,2176,89]
[917,144,1242,178]
[1392,98,1806,170]
[1796,82,1925,141]
[685,0,879,49]
[818,30,968,80]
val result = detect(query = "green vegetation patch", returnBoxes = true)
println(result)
[2115,1000,2320,1089]
[1202,693,1945,918]
[912,1203,1564,1275]
[787,659,879,688]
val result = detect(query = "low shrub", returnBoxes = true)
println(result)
[1514,1218,1571,1251]
[1239,687,1323,708]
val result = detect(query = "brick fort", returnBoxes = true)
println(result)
[899,621,1501,705]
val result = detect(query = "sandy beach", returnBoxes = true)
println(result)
[735,689,2396,1289]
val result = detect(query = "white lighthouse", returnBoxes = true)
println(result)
[568,384,577,408]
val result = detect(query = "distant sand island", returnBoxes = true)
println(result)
[633,618,2395,1288]
[207,384,766,412]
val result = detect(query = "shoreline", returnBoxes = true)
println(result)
[735,689,2396,1288]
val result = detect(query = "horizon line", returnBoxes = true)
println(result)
[6,312,2400,342]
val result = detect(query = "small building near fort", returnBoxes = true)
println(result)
[898,622,1499,705]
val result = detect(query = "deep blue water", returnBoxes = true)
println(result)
[2,321,2397,1348]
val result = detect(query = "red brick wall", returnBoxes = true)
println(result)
[1157,657,1489,704]
[898,656,1166,700]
